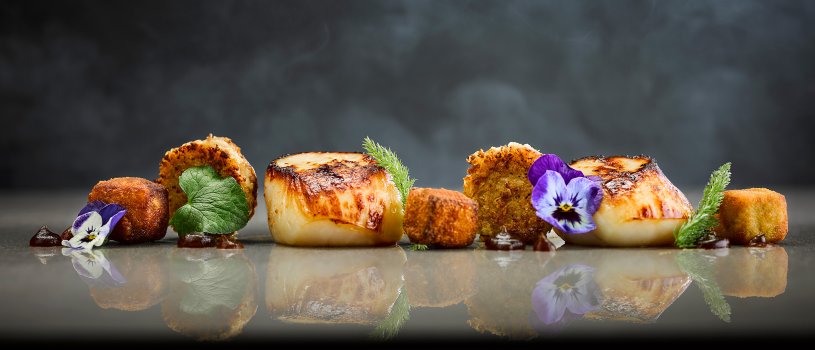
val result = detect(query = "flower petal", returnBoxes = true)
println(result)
[532,171,571,230]
[528,154,585,186]
[97,204,126,225]
[77,201,107,217]
[566,177,603,215]
[560,207,595,234]
[532,280,568,325]
[71,212,94,232]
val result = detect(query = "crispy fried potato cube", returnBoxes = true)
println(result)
[714,188,788,244]
[404,187,478,248]
[88,177,169,244]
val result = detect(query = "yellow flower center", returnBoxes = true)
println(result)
[558,203,574,212]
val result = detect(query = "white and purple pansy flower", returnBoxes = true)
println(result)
[62,201,126,250]
[528,154,603,234]
[531,264,601,325]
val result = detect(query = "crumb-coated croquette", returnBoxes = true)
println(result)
[463,142,551,244]
[87,177,169,244]
[404,187,478,248]
[713,188,788,244]
[157,134,258,228]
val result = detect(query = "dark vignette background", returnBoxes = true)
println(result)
[2,0,814,190]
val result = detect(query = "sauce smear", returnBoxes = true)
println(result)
[29,226,62,247]
[177,233,244,249]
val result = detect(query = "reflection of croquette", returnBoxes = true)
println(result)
[463,143,551,244]
[88,177,169,244]
[405,250,475,308]
[714,188,788,244]
[404,188,478,248]
[89,247,169,311]
[714,246,788,298]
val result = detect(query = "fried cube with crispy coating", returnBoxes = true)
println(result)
[404,187,478,248]
[713,188,788,244]
[88,177,169,244]
[463,142,551,244]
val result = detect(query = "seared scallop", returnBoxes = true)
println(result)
[265,152,404,247]
[566,156,692,247]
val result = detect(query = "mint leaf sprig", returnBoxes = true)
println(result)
[674,162,731,248]
[169,166,250,236]
[363,137,416,206]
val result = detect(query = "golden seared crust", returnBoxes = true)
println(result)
[713,188,788,244]
[404,187,478,248]
[463,142,551,244]
[572,156,692,220]
[268,152,390,232]
[87,177,169,244]
[157,134,258,227]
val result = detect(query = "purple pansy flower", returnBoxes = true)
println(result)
[528,154,603,234]
[62,201,126,250]
[531,264,601,325]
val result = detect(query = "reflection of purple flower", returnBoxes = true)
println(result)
[62,201,126,250]
[531,264,601,325]
[61,248,127,287]
[528,155,603,234]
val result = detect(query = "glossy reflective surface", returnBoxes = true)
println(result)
[2,191,815,341]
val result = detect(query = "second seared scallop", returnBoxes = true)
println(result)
[265,152,404,247]
[567,156,693,246]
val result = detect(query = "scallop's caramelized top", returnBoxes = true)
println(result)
[571,156,691,220]
[266,152,398,232]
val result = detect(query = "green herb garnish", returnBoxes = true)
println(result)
[370,289,410,340]
[169,165,250,236]
[674,162,731,248]
[363,137,416,206]
[408,243,428,251]
[676,250,732,322]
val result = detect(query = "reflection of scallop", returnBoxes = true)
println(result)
[714,246,788,298]
[465,250,554,339]
[162,249,258,341]
[265,246,406,325]
[89,247,169,311]
[404,250,475,308]
[576,249,691,323]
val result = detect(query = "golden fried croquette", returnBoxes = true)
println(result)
[157,134,258,229]
[463,142,551,244]
[87,177,169,244]
[404,187,478,248]
[713,188,788,244]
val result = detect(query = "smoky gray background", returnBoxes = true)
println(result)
[2,0,814,190]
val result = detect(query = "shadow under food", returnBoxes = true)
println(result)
[161,248,258,341]
[265,246,406,325]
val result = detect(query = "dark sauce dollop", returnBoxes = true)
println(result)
[697,233,730,249]
[485,231,525,251]
[746,234,768,247]
[533,234,557,252]
[177,233,244,249]
[60,227,73,241]
[29,226,62,247]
